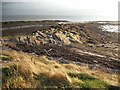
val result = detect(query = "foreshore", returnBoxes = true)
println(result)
[1,20,120,88]
[1,20,119,69]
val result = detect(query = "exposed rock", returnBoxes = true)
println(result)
[2,21,120,73]
[55,32,71,45]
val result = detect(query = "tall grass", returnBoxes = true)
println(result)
[1,50,118,89]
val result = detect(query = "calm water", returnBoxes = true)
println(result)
[102,25,119,32]
[2,15,119,32]
[2,15,117,22]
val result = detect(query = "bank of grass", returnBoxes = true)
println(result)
[0,54,13,61]
[1,50,119,89]
[68,73,108,88]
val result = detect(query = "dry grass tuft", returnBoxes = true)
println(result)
[63,64,80,71]
[1,50,119,88]
[71,77,83,86]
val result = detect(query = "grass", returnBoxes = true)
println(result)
[68,73,108,88]
[81,80,108,88]
[68,73,96,81]
[0,55,13,61]
[2,64,38,88]
[1,50,119,89]
[37,72,71,88]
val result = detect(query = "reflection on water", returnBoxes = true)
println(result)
[102,25,119,32]
[2,15,117,22]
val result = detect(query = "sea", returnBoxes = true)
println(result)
[2,15,118,22]
[2,15,119,32]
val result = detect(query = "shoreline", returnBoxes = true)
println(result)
[1,20,119,33]
[1,20,120,23]
[1,19,119,87]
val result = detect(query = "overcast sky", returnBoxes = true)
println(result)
[2,0,119,18]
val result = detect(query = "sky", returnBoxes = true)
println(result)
[2,0,120,18]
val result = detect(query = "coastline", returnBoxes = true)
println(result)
[1,1,119,89]
[1,19,120,88]
[1,20,119,33]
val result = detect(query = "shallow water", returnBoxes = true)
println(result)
[102,25,119,32]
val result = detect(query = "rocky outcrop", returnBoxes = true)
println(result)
[2,21,119,74]
[9,25,84,46]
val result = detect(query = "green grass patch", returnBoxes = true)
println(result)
[68,73,109,88]
[81,79,108,88]
[68,73,96,81]
[0,55,13,61]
